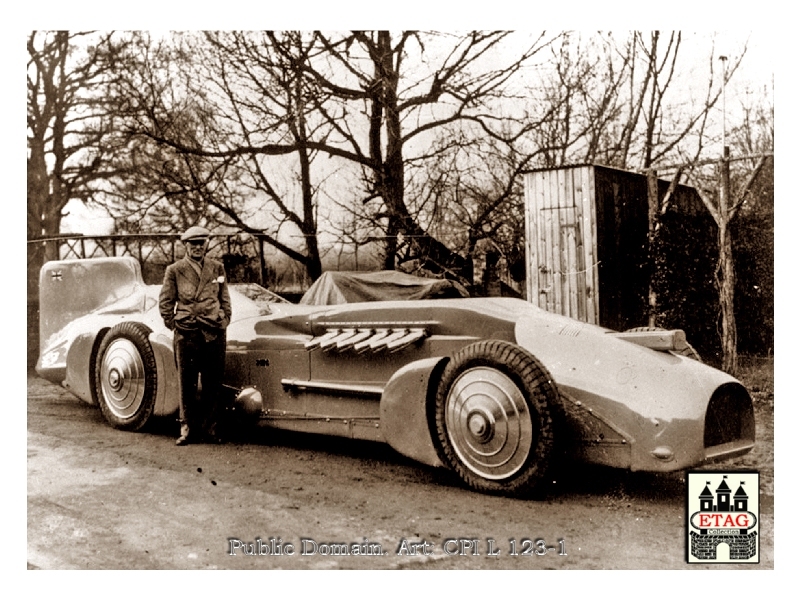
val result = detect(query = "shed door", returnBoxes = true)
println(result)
[524,168,598,324]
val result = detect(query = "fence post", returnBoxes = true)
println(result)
[259,237,266,286]
[646,168,659,328]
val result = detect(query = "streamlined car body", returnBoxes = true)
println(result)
[36,257,755,495]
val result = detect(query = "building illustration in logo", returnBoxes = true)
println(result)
[688,474,758,562]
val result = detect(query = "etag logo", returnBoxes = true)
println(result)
[686,472,759,563]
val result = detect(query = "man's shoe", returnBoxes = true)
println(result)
[176,424,191,446]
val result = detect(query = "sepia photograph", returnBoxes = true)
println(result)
[24,6,778,584]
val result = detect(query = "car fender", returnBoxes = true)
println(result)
[514,312,748,470]
[63,331,101,404]
[150,331,180,417]
[380,356,448,468]
[60,321,178,418]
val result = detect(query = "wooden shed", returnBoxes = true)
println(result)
[524,164,710,333]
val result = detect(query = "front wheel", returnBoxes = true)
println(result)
[94,322,158,431]
[432,340,558,496]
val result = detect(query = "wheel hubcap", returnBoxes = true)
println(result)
[99,339,147,419]
[445,367,533,480]
[108,368,122,391]
[467,409,494,443]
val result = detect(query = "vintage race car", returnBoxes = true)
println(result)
[36,257,755,496]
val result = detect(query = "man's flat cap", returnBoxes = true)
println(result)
[180,226,211,241]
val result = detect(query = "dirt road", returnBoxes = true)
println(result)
[27,372,773,570]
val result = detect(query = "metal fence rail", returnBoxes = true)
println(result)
[27,233,286,287]
[26,233,310,367]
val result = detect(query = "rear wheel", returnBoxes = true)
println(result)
[94,322,157,431]
[432,340,558,496]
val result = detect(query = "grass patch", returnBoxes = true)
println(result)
[736,355,773,395]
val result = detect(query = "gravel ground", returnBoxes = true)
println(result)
[27,367,774,571]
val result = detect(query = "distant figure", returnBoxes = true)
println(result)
[159,226,232,445]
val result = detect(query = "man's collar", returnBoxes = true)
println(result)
[184,255,204,277]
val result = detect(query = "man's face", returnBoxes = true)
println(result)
[184,239,208,261]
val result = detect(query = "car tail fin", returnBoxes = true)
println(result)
[39,257,145,349]
[611,329,688,353]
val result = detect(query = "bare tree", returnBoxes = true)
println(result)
[200,31,330,280]
[128,31,556,283]
[403,32,739,297]
[113,31,355,281]
[344,32,546,277]
[97,33,241,234]
[549,32,739,170]
[399,129,534,288]
[730,85,774,357]
[679,76,773,372]
[568,32,748,364]
[27,31,127,263]
[27,30,131,366]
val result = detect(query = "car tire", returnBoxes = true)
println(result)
[625,326,703,362]
[432,340,558,496]
[94,322,158,431]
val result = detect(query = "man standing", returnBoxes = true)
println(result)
[159,226,232,445]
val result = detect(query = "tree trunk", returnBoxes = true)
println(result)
[718,220,737,373]
[27,137,63,368]
[369,32,470,281]
[718,149,737,373]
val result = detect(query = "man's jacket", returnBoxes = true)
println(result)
[159,257,232,333]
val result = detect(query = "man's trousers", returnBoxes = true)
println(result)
[174,328,226,438]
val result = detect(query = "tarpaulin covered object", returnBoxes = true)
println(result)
[299,271,469,305]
